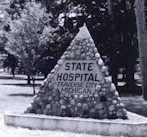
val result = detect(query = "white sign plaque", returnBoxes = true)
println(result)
[54,60,103,94]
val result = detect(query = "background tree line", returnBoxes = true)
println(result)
[0,0,147,96]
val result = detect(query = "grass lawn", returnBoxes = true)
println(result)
[0,69,147,137]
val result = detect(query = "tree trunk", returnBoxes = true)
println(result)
[108,0,117,87]
[135,0,147,100]
[121,0,137,94]
[32,76,36,95]
[124,33,136,93]
[27,74,31,84]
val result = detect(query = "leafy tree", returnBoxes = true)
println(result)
[37,0,138,92]
[0,2,11,53]
[3,53,18,77]
[10,0,139,94]
[7,1,56,94]
[135,0,147,99]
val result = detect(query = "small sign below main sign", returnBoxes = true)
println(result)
[54,60,103,94]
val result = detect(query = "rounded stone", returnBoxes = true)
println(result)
[74,95,79,100]
[106,100,112,106]
[47,74,52,79]
[79,94,84,99]
[96,85,101,91]
[70,40,75,46]
[94,47,98,53]
[116,111,124,118]
[86,56,91,60]
[40,89,45,93]
[54,65,59,70]
[83,103,89,110]
[108,105,115,111]
[89,39,94,43]
[43,109,48,115]
[102,92,106,96]
[55,96,60,101]
[71,53,75,58]
[86,46,89,51]
[67,46,72,51]
[95,53,100,58]
[94,93,99,98]
[61,105,66,109]
[95,103,103,109]
[72,46,75,50]
[105,77,112,84]
[46,104,51,109]
[70,108,74,113]
[59,99,66,105]
[70,99,76,105]
[33,94,37,99]
[110,83,116,92]
[119,103,124,107]
[64,51,68,55]
[93,101,97,104]
[30,101,34,105]
[57,59,63,65]
[53,84,58,90]
[101,66,107,73]
[98,58,104,66]
[101,87,107,92]
[35,97,41,103]
[81,53,86,59]
[100,79,105,84]
[48,83,53,89]
[88,102,94,108]
[90,53,94,57]
[51,69,56,73]
[60,94,64,98]
[78,46,82,49]
[90,108,96,113]
[99,92,103,95]
[65,94,71,98]
[48,96,52,101]
[123,109,127,115]
[117,97,121,102]
[89,48,93,52]
[74,45,78,49]
[66,54,70,58]
[37,109,42,114]
[52,90,59,97]
[116,103,124,109]
[61,55,66,60]
[67,104,71,108]
[43,95,48,100]
[86,98,91,102]
[27,104,33,110]
[77,103,82,107]
[90,44,95,47]
[112,100,117,105]
[114,91,119,97]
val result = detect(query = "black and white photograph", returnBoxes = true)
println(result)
[0,0,147,136]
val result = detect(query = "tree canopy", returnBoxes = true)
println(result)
[1,0,142,94]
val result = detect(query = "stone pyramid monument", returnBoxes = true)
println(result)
[25,24,127,119]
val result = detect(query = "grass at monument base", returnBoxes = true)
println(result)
[4,110,147,137]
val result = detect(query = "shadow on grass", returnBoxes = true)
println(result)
[118,85,142,96]
[0,76,44,81]
[0,76,26,80]
[2,83,41,87]
[8,93,34,97]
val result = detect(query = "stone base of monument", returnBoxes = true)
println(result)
[4,111,147,137]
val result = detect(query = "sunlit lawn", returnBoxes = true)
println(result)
[0,69,146,137]
[0,71,114,137]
